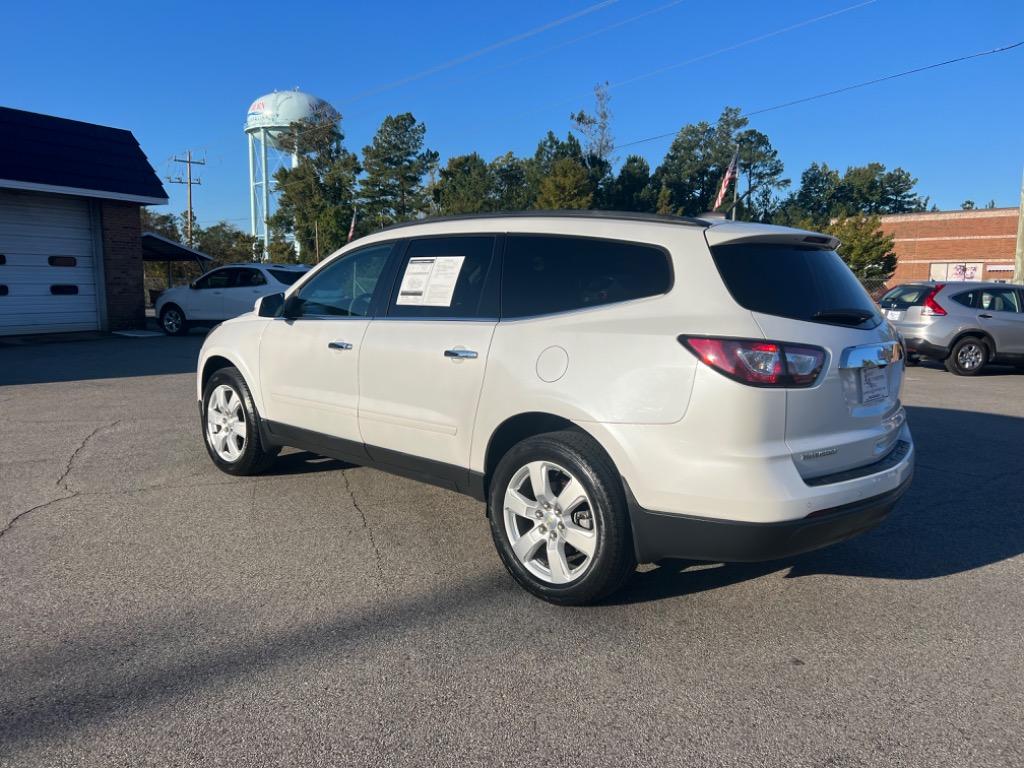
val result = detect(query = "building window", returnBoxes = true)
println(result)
[50,285,79,295]
[0,255,6,265]
[48,256,78,267]
[929,262,983,281]
[0,285,7,296]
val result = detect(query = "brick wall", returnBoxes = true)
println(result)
[880,208,1018,283]
[99,200,144,330]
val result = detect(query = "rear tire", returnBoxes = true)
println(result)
[160,304,188,336]
[487,429,635,605]
[201,366,279,475]
[945,337,988,376]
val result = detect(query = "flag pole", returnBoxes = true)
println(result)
[731,145,740,221]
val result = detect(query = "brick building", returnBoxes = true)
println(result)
[880,207,1019,285]
[0,107,167,336]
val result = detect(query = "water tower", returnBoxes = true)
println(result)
[245,89,334,259]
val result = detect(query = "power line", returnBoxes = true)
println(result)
[343,0,623,103]
[166,150,206,245]
[613,40,1024,151]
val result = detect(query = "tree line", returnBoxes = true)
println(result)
[147,85,937,282]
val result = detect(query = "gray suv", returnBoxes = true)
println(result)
[880,281,1024,375]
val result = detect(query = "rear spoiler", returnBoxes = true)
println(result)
[704,221,840,251]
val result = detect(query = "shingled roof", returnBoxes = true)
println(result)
[0,106,168,204]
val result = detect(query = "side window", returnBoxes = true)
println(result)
[951,291,978,308]
[979,288,1021,313]
[194,269,232,290]
[387,236,497,319]
[502,235,672,319]
[288,243,393,318]
[236,268,267,287]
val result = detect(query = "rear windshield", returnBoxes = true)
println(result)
[268,269,305,286]
[711,244,881,328]
[880,285,930,309]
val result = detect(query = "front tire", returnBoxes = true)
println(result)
[945,337,988,376]
[201,367,279,475]
[488,430,635,605]
[160,304,188,336]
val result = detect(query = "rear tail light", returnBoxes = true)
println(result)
[679,336,826,388]
[922,284,947,316]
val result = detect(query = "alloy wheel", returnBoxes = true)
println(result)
[503,460,597,585]
[206,384,247,461]
[163,309,182,334]
[957,342,984,371]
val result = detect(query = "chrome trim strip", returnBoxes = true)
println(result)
[839,341,903,369]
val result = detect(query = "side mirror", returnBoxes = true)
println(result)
[189,281,198,290]
[256,292,285,317]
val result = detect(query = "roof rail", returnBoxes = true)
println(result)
[378,209,712,233]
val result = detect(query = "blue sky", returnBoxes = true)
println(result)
[7,0,1023,227]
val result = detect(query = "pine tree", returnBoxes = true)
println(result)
[535,158,593,210]
[359,113,438,229]
[434,153,494,215]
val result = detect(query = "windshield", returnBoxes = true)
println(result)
[711,244,881,329]
[268,269,305,286]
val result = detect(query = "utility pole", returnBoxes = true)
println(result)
[1014,166,1024,284]
[167,150,206,246]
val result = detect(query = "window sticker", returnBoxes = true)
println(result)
[396,256,465,307]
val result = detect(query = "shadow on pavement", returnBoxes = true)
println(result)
[614,405,1024,604]
[266,451,356,475]
[0,335,206,386]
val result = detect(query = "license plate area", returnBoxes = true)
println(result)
[886,310,903,321]
[860,366,889,404]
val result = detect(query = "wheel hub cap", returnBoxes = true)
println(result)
[206,384,246,462]
[503,460,597,585]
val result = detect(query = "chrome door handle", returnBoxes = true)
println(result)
[979,313,993,318]
[328,341,353,351]
[444,349,478,359]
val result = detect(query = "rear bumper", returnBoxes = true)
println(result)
[903,337,948,359]
[627,472,913,564]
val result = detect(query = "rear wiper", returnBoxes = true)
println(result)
[813,308,875,324]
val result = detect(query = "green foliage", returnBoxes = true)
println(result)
[825,214,897,281]
[195,222,259,264]
[359,113,438,229]
[778,162,928,226]
[140,209,182,241]
[961,199,976,210]
[535,157,593,210]
[270,103,360,263]
[434,153,495,215]
[489,152,531,211]
[651,107,788,218]
[607,155,654,212]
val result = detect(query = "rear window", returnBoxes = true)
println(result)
[880,285,930,309]
[268,269,305,286]
[502,235,672,319]
[711,244,881,328]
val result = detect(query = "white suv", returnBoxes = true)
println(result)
[196,212,914,605]
[156,263,309,335]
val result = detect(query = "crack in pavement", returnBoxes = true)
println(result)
[340,469,385,581]
[55,420,122,491]
[1,420,120,543]
[0,493,80,541]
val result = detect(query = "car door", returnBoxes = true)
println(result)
[223,267,269,317]
[258,243,396,456]
[976,286,1024,354]
[358,235,500,480]
[186,268,233,319]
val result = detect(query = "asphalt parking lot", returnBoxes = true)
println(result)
[1,335,1022,767]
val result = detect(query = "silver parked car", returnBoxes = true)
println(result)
[880,281,1024,375]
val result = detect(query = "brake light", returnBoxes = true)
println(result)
[679,336,826,388]
[922,284,946,316]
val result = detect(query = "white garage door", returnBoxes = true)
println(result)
[0,190,101,335]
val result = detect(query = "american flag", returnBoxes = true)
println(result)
[347,209,357,242]
[713,149,739,211]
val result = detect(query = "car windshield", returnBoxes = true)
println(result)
[711,244,881,328]
[268,269,305,286]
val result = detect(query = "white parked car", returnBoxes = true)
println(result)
[196,212,914,604]
[156,263,309,335]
